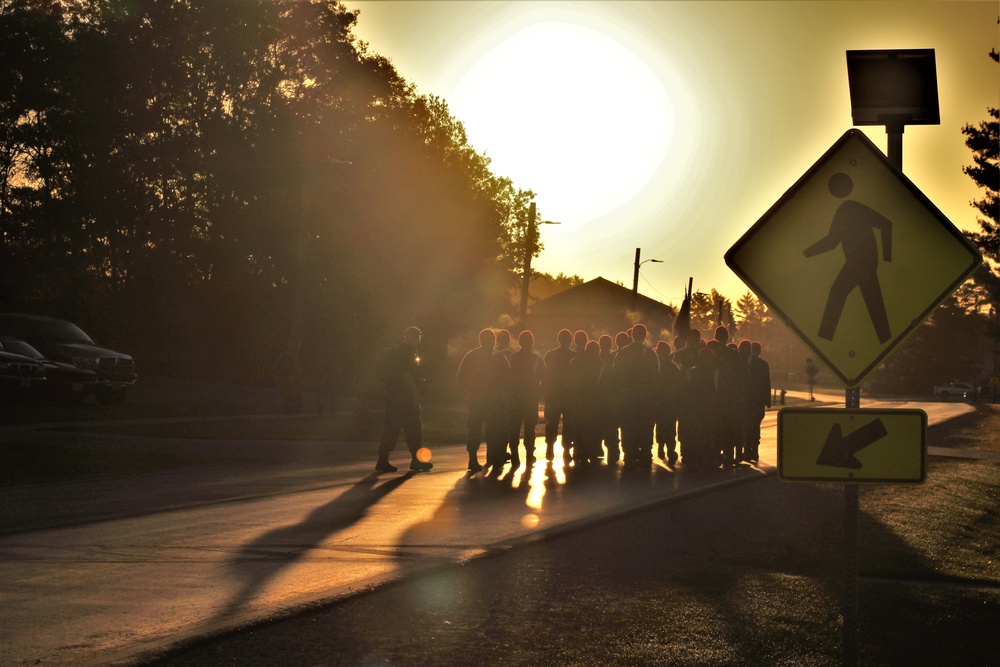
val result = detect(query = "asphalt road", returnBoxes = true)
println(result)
[0,393,976,666]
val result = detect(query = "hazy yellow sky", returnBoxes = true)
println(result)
[343,1,998,305]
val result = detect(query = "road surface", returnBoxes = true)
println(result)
[0,393,974,666]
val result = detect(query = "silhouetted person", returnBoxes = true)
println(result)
[673,328,706,465]
[654,340,682,465]
[542,329,575,461]
[597,331,631,465]
[708,332,742,467]
[715,326,750,464]
[804,172,892,344]
[614,323,659,469]
[495,328,515,360]
[508,330,544,466]
[376,326,432,473]
[681,347,722,472]
[744,341,772,463]
[566,340,604,465]
[596,334,621,462]
[457,328,510,474]
[495,328,518,464]
[805,358,820,401]
[561,329,590,460]
[672,327,703,373]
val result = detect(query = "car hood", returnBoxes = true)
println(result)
[0,350,42,366]
[53,343,133,361]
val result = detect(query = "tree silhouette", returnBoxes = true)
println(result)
[0,0,535,386]
[961,46,999,264]
[960,40,999,344]
[734,291,771,341]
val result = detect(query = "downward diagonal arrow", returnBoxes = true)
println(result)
[816,418,888,469]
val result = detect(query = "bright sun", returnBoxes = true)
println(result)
[450,20,674,230]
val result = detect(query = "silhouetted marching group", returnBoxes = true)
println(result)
[374,322,772,475]
[456,323,772,476]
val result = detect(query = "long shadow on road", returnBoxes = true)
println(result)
[217,471,414,621]
[137,427,1000,667]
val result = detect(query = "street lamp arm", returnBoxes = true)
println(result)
[632,249,663,302]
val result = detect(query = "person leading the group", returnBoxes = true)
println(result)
[376,326,433,473]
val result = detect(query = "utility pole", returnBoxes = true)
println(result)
[519,202,537,328]
[632,247,642,298]
[518,203,560,328]
[632,247,662,310]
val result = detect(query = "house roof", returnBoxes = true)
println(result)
[529,277,674,317]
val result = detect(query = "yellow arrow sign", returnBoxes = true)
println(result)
[778,408,927,484]
[726,129,981,387]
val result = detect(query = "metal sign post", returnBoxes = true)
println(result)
[776,402,929,664]
[844,49,937,666]
[843,386,860,667]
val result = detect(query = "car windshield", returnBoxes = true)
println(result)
[0,338,44,359]
[35,319,94,345]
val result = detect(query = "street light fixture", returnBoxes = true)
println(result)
[519,202,560,327]
[632,247,663,308]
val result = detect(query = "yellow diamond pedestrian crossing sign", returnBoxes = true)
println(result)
[725,129,981,387]
[778,408,927,484]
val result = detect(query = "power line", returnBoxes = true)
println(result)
[639,272,683,302]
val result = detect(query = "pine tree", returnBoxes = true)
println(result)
[961,42,1000,334]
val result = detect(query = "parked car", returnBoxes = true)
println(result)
[0,314,136,405]
[0,347,45,399]
[0,336,97,403]
[933,382,974,400]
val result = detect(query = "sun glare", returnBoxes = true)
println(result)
[451,20,674,229]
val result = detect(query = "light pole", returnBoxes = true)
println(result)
[632,247,663,309]
[519,202,560,328]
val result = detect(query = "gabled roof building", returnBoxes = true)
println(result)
[527,277,675,352]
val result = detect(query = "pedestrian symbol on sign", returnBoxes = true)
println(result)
[725,129,981,387]
[803,173,892,344]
